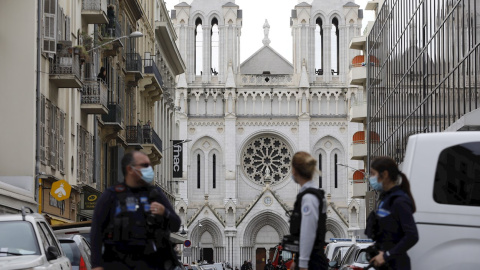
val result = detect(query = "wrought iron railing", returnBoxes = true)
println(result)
[151,129,163,152]
[101,19,122,38]
[144,59,163,86]
[126,53,142,73]
[81,79,108,107]
[102,104,123,124]
[82,0,107,12]
[50,55,81,79]
[126,125,143,144]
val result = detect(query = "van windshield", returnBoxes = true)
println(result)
[0,221,41,255]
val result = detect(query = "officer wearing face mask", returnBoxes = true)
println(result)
[91,151,181,270]
[365,157,418,270]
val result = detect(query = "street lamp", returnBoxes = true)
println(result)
[86,31,143,53]
[336,163,368,178]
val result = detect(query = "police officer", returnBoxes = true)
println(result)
[91,151,181,270]
[289,152,328,270]
[366,157,418,270]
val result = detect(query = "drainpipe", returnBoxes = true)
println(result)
[35,0,42,206]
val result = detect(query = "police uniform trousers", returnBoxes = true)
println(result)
[103,244,163,270]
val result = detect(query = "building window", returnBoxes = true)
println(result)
[315,17,324,74]
[49,193,65,215]
[40,95,46,164]
[211,18,219,76]
[77,125,93,183]
[319,153,322,188]
[334,154,338,188]
[195,18,203,75]
[197,154,201,189]
[212,154,216,188]
[331,17,339,75]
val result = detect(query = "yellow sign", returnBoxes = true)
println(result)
[50,180,72,201]
[87,195,97,201]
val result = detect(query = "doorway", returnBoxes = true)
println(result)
[203,248,213,263]
[256,248,266,270]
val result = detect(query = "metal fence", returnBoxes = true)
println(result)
[82,0,107,11]
[144,58,164,86]
[50,54,81,79]
[81,79,108,107]
[367,0,480,163]
[126,53,142,73]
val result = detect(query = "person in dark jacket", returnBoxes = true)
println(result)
[366,156,419,270]
[241,261,249,270]
[97,67,106,83]
[90,151,181,270]
[264,259,274,270]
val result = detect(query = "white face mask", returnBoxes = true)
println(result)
[134,166,155,184]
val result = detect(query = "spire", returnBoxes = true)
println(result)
[263,19,271,46]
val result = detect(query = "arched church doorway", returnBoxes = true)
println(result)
[255,225,280,269]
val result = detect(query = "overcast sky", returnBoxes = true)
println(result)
[165,0,374,63]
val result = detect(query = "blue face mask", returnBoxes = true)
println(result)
[137,166,154,184]
[369,176,383,191]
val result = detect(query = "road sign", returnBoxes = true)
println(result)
[184,240,191,247]
[183,247,191,257]
[50,180,72,201]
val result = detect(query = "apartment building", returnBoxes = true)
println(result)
[0,0,185,223]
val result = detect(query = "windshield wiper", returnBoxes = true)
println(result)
[0,251,23,256]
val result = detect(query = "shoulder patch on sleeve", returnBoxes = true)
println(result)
[302,204,312,216]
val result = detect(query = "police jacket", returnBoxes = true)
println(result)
[90,182,180,268]
[290,181,327,268]
[372,186,419,261]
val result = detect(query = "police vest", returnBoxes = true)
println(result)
[104,183,155,247]
[290,188,327,250]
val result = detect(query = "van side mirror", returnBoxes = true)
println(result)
[328,261,338,268]
[46,246,60,261]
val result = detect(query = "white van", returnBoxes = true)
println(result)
[403,132,480,269]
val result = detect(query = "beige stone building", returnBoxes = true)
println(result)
[0,0,185,224]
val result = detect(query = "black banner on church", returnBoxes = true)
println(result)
[172,140,183,178]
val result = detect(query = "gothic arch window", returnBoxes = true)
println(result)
[211,18,219,76]
[212,154,216,188]
[334,153,338,188]
[315,17,324,74]
[318,153,323,188]
[195,18,203,75]
[331,17,340,75]
[197,154,201,188]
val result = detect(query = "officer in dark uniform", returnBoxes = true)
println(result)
[366,156,418,270]
[91,151,181,270]
[289,152,328,270]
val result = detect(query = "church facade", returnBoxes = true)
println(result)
[171,0,366,268]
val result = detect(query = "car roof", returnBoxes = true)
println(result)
[0,213,46,222]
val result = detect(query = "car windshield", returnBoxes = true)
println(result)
[0,221,41,255]
[60,240,81,266]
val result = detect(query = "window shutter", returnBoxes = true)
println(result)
[77,125,81,181]
[59,110,65,173]
[50,105,57,169]
[57,7,64,43]
[40,96,46,164]
[45,100,51,166]
[43,0,57,53]
[65,16,71,41]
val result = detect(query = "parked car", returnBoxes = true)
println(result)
[51,220,91,243]
[328,246,350,270]
[0,207,71,270]
[329,243,373,270]
[58,234,92,270]
[324,239,355,261]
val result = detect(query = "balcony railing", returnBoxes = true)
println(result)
[82,0,108,24]
[50,54,82,88]
[126,53,143,73]
[144,59,163,86]
[102,104,123,124]
[81,79,108,107]
[101,19,122,39]
[82,0,107,11]
[126,125,162,152]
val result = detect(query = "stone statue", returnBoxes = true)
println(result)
[263,19,271,46]
[265,167,271,177]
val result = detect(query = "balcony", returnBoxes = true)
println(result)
[350,142,367,160]
[50,55,83,88]
[352,181,368,198]
[80,79,108,114]
[82,0,108,24]
[349,36,366,51]
[349,101,367,123]
[126,125,163,165]
[125,53,143,82]
[99,19,123,54]
[101,104,123,128]
[365,0,379,10]
[141,58,164,103]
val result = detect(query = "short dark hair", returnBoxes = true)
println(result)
[121,152,135,176]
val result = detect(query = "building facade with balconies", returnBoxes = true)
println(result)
[0,0,185,224]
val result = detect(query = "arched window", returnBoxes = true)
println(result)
[331,17,339,75]
[211,18,219,76]
[197,154,201,188]
[334,154,338,188]
[318,153,322,188]
[212,154,216,188]
[315,18,324,74]
[195,18,203,76]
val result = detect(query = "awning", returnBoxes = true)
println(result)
[43,214,75,225]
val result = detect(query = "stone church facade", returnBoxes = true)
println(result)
[171,0,366,268]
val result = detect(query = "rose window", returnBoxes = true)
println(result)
[241,135,292,185]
